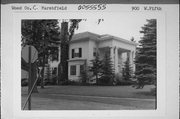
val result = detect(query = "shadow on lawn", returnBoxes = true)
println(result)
[135,91,156,97]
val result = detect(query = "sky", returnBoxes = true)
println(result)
[58,12,160,43]
[75,18,147,42]
[72,14,156,42]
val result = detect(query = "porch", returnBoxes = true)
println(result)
[98,46,135,75]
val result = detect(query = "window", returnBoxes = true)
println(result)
[70,65,76,75]
[72,48,82,58]
[79,48,82,57]
[72,49,74,58]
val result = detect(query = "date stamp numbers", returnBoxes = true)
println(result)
[78,4,106,11]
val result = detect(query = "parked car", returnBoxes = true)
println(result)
[21,78,28,86]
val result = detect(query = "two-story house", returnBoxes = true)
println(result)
[68,32,137,82]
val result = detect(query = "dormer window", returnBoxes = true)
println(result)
[72,48,82,58]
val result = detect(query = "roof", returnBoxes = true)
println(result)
[71,31,100,42]
[71,31,137,46]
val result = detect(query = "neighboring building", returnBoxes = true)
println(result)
[22,32,137,83]
[48,46,60,78]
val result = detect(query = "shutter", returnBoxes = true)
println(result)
[79,48,82,57]
[72,49,74,58]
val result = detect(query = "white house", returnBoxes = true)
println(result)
[67,32,137,82]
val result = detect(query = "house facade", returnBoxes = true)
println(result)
[67,32,137,82]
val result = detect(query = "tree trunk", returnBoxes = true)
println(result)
[31,63,38,93]
[40,53,45,88]
[57,63,61,85]
[96,74,98,85]
[58,22,69,84]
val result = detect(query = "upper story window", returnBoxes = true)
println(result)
[72,48,82,58]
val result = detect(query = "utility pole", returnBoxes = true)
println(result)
[28,45,32,110]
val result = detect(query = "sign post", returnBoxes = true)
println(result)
[22,45,38,110]
[28,45,32,110]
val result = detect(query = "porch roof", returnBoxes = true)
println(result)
[99,34,138,46]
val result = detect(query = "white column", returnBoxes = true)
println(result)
[132,51,136,72]
[119,52,123,76]
[129,51,133,64]
[114,47,118,74]
[128,51,135,73]
[110,47,114,63]
[110,47,114,64]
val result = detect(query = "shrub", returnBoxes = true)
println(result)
[89,53,102,84]
[150,87,156,96]
[80,70,89,85]
[122,56,133,81]
[114,73,123,82]
[99,50,115,85]
[116,80,135,86]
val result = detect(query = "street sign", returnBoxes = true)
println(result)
[22,45,38,63]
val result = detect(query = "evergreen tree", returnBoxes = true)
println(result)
[100,49,115,85]
[135,19,156,87]
[80,69,88,85]
[123,56,133,81]
[89,53,102,84]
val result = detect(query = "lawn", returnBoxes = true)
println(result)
[22,85,156,110]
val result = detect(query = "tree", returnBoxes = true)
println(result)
[45,64,52,82]
[89,53,102,85]
[22,20,60,88]
[123,56,133,81]
[100,49,115,85]
[80,69,88,85]
[58,20,82,84]
[135,19,156,87]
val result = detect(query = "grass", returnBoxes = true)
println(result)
[22,85,155,99]
[22,85,156,110]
